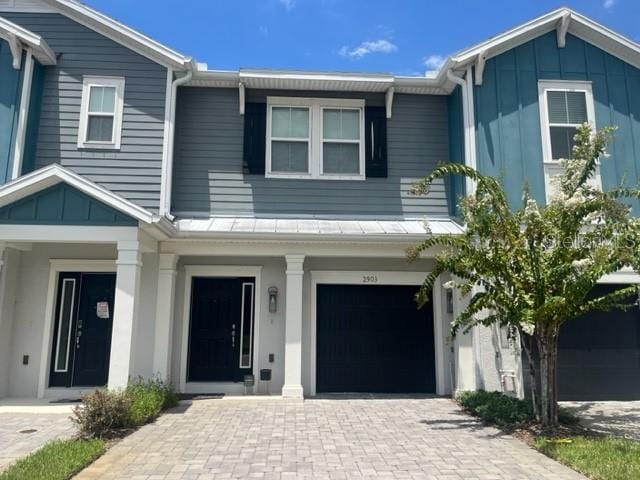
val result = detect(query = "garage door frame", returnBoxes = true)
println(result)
[310,270,447,396]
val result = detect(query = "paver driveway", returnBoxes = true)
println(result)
[77,396,585,480]
[0,408,75,471]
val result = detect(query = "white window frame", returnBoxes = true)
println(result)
[266,96,366,181]
[538,80,596,164]
[77,76,125,150]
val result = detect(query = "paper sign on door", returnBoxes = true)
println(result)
[96,301,110,319]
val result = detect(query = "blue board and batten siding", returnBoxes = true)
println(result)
[474,31,640,211]
[0,12,168,213]
[172,88,449,219]
[0,39,24,184]
[0,182,136,225]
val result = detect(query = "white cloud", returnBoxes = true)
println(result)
[603,0,615,8]
[423,54,445,71]
[339,39,398,59]
[279,0,295,10]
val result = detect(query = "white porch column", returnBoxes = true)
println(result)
[282,254,305,398]
[152,253,178,381]
[108,241,142,390]
[453,285,478,393]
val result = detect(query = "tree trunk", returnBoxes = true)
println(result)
[520,332,540,421]
[537,332,559,429]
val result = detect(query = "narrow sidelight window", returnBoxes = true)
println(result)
[78,76,125,149]
[54,279,76,372]
[239,282,255,369]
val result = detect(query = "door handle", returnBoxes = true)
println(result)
[231,324,236,348]
[76,329,82,349]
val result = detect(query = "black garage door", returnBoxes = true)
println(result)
[316,284,435,393]
[558,284,640,400]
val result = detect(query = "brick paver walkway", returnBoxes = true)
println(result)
[562,400,640,441]
[0,411,75,471]
[77,397,585,480]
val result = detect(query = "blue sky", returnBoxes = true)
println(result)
[84,0,640,75]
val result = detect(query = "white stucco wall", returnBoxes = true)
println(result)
[0,249,21,398]
[5,243,118,397]
[132,252,160,380]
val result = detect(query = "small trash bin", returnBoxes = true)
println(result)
[243,374,255,395]
[260,369,272,395]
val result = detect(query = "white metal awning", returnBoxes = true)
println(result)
[175,217,464,241]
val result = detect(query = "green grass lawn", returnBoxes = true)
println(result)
[0,439,105,480]
[535,436,640,480]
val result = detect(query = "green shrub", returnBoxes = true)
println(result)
[456,390,578,426]
[71,390,132,439]
[126,376,178,426]
[71,377,178,439]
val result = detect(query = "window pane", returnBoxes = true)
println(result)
[87,116,114,142]
[323,109,359,140]
[89,86,116,113]
[271,107,309,138]
[272,141,309,173]
[323,143,360,174]
[566,91,587,124]
[550,126,576,160]
[547,91,568,124]
[547,90,587,124]
[55,279,75,372]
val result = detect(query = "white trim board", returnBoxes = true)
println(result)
[309,270,446,397]
[179,265,263,394]
[37,259,117,398]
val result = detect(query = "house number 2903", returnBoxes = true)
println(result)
[362,275,379,283]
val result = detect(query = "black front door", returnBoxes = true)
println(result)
[49,273,116,388]
[316,284,436,393]
[187,277,255,382]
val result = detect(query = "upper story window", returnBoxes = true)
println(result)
[538,80,595,162]
[266,97,365,180]
[538,80,600,200]
[78,76,125,150]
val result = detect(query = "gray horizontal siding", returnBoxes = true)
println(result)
[172,88,449,218]
[1,12,168,212]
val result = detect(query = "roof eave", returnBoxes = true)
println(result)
[40,0,191,70]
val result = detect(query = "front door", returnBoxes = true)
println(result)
[49,273,116,388]
[187,277,255,382]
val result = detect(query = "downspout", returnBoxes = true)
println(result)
[446,68,477,196]
[447,69,481,391]
[160,63,194,220]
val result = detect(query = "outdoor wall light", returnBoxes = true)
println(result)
[268,286,278,313]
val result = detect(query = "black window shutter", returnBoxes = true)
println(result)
[365,106,388,178]
[243,103,267,174]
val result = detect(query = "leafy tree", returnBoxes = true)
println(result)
[409,124,640,428]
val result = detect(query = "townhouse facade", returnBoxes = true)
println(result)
[0,1,637,401]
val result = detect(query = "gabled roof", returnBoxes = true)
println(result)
[0,15,56,67]
[437,7,640,79]
[35,0,192,70]
[192,7,640,94]
[0,164,154,224]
